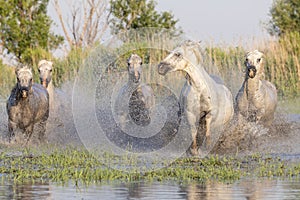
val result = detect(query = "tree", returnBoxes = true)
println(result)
[267,0,300,37]
[108,0,181,36]
[53,0,109,50]
[0,0,64,65]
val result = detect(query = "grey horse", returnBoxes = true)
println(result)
[6,65,49,144]
[158,40,234,156]
[235,50,277,126]
[115,54,155,129]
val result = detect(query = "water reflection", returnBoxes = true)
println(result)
[0,181,50,200]
[0,178,300,200]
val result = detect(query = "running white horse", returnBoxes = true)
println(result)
[235,50,277,126]
[115,54,155,129]
[158,40,234,156]
[38,60,54,112]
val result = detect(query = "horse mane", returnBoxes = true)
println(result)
[180,40,206,66]
[15,65,32,78]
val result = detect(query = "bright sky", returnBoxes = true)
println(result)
[156,0,274,44]
[48,0,274,50]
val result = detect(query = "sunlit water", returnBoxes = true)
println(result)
[0,178,300,200]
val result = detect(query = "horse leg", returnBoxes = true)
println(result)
[23,124,34,145]
[205,113,212,148]
[186,111,199,156]
[256,108,265,124]
[8,120,17,143]
[37,120,47,143]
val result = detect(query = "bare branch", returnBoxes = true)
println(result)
[52,0,108,50]
[53,0,73,47]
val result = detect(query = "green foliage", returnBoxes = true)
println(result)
[0,147,299,184]
[0,0,64,65]
[0,60,15,98]
[267,0,300,37]
[264,32,300,97]
[108,0,181,37]
[52,47,87,87]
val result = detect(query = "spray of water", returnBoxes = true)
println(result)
[0,28,299,171]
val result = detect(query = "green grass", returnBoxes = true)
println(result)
[0,147,299,185]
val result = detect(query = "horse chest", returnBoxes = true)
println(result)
[10,104,34,128]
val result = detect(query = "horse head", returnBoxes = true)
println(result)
[38,60,53,88]
[245,50,264,79]
[158,40,203,75]
[127,54,142,83]
[15,65,33,98]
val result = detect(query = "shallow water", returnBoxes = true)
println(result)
[0,178,300,200]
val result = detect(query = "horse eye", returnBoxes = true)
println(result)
[140,62,143,65]
[175,52,182,58]
[50,69,52,72]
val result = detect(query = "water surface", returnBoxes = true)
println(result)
[1,178,300,200]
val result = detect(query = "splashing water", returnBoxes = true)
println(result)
[0,28,299,172]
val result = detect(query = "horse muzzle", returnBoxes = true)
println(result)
[133,75,140,83]
[158,62,173,75]
[20,87,29,98]
[248,66,257,78]
[40,78,49,88]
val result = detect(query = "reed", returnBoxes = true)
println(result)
[0,62,15,98]
[0,147,299,184]
[204,33,300,98]
[0,34,299,98]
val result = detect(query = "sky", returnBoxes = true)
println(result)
[47,0,274,51]
[156,0,274,44]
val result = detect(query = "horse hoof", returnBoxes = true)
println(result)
[190,148,199,156]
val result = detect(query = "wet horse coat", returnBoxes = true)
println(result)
[235,50,277,126]
[38,60,54,112]
[115,54,155,129]
[6,65,49,143]
[158,40,234,156]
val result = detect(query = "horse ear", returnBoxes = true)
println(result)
[245,51,251,58]
[15,67,19,75]
[38,59,47,67]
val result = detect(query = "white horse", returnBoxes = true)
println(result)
[38,60,54,112]
[235,50,277,126]
[115,54,155,129]
[158,40,234,156]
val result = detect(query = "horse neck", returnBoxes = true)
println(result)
[47,80,54,91]
[184,63,211,90]
[244,75,260,97]
[127,75,140,88]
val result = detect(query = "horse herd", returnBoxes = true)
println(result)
[6,40,278,155]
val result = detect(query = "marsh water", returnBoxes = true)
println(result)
[0,178,300,199]
[0,97,299,199]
